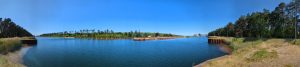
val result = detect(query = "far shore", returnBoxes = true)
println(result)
[38,36,186,41]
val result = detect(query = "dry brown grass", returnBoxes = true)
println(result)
[197,38,300,67]
[0,37,35,54]
[0,37,22,54]
[0,51,24,67]
[0,37,31,67]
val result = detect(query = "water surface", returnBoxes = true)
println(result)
[22,37,227,67]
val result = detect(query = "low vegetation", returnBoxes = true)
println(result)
[223,37,264,52]
[0,38,22,54]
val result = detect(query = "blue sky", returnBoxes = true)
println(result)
[0,0,291,36]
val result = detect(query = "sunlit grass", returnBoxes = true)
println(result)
[0,38,22,54]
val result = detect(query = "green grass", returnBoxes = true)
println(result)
[247,49,278,62]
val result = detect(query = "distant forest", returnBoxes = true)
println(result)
[0,18,33,38]
[208,0,300,38]
[40,30,181,39]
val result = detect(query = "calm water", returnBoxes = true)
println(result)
[21,37,227,67]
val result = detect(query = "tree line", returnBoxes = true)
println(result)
[208,0,300,38]
[40,30,180,39]
[0,18,33,38]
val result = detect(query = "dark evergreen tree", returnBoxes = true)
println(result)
[0,18,33,38]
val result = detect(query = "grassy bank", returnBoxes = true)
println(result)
[0,38,22,54]
[197,37,300,67]
[0,37,34,67]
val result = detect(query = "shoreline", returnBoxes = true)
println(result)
[193,36,231,67]
[194,55,229,67]
[0,37,36,67]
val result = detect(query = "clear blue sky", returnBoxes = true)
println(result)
[0,0,291,36]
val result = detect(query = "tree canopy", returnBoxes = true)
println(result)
[0,18,33,38]
[208,0,300,38]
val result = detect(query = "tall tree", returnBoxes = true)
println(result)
[0,18,33,38]
[286,0,300,39]
[270,2,286,38]
[234,16,247,37]
[225,22,234,37]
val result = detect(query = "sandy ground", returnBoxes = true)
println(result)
[0,51,25,67]
[195,39,300,67]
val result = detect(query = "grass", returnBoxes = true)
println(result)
[224,37,264,54]
[247,49,278,62]
[0,38,22,54]
[0,37,30,67]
